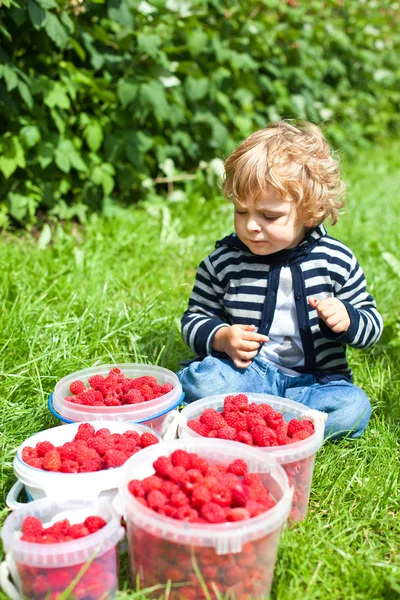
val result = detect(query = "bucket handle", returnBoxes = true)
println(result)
[6,481,27,511]
[161,410,187,442]
[0,555,22,600]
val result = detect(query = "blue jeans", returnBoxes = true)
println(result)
[177,354,371,440]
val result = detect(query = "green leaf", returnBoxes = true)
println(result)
[84,121,103,152]
[108,0,133,27]
[55,139,86,173]
[117,78,138,106]
[45,13,68,49]
[20,125,41,148]
[44,82,70,109]
[137,32,161,59]
[185,76,208,101]
[28,0,47,28]
[18,81,33,109]
[36,0,57,7]
[3,66,18,91]
[187,29,207,56]
[0,137,26,179]
[37,141,54,168]
[60,10,74,34]
[8,193,36,222]
[140,80,169,120]
[37,223,52,250]
[91,163,115,196]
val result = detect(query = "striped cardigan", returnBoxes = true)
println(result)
[181,224,383,379]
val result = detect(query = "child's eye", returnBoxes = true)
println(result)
[263,215,279,221]
[234,209,247,215]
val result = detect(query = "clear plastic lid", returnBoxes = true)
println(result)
[119,438,293,555]
[52,363,183,422]
[178,393,326,462]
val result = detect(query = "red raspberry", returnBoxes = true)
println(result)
[70,380,86,395]
[224,410,248,431]
[246,414,266,430]
[170,449,191,469]
[245,500,268,517]
[231,483,250,507]
[217,425,236,440]
[207,429,218,438]
[123,430,140,443]
[67,524,90,539]
[153,456,173,478]
[96,428,111,437]
[250,403,274,419]
[264,410,284,430]
[21,446,36,462]
[219,472,241,489]
[147,490,167,511]
[87,375,106,389]
[36,441,56,457]
[87,436,107,455]
[75,424,96,443]
[199,408,226,430]
[140,432,159,447]
[25,457,43,469]
[65,395,79,403]
[292,429,312,441]
[21,516,43,537]
[141,383,156,401]
[201,502,226,523]
[235,431,253,445]
[210,484,232,507]
[187,420,208,436]
[104,394,120,406]
[229,394,249,410]
[79,456,102,472]
[191,486,211,508]
[182,469,204,493]
[161,383,174,394]
[174,505,199,522]
[46,519,71,537]
[76,390,98,406]
[168,465,187,483]
[187,453,209,474]
[104,449,127,468]
[60,460,80,473]
[226,508,250,521]
[42,449,61,471]
[75,445,98,465]
[160,480,180,498]
[128,479,145,497]
[169,490,189,508]
[59,442,77,461]
[227,459,248,476]
[124,389,143,404]
[142,475,163,494]
[251,426,277,447]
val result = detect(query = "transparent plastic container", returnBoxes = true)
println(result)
[119,438,292,600]
[50,363,184,432]
[8,420,161,510]
[178,394,326,522]
[0,498,124,600]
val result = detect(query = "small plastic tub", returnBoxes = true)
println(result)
[119,438,292,600]
[0,498,124,600]
[50,363,184,432]
[8,420,161,510]
[178,394,326,522]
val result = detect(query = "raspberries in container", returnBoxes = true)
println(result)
[65,367,174,407]
[21,422,159,473]
[121,442,292,600]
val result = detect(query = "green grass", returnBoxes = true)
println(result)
[0,141,399,600]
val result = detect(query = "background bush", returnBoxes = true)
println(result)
[0,0,399,227]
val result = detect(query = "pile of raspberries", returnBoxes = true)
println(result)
[21,423,159,473]
[65,367,174,407]
[128,449,276,524]
[20,514,106,544]
[187,394,314,447]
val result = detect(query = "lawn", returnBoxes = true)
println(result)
[0,141,399,600]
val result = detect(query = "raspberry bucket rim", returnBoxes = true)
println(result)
[178,393,326,462]
[118,438,293,555]
[1,498,124,568]
[52,363,183,422]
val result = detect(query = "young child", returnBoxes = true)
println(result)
[177,121,383,439]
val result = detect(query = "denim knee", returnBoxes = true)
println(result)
[177,356,240,403]
[327,386,372,440]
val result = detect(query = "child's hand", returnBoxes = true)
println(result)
[308,296,350,333]
[212,324,269,369]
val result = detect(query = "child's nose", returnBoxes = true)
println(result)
[247,217,261,232]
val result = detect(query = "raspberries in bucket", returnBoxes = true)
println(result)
[66,368,174,407]
[187,394,315,447]
[21,424,159,473]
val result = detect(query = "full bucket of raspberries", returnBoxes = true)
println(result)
[119,438,292,600]
[0,498,124,599]
[178,393,327,522]
[49,364,183,432]
[7,421,160,510]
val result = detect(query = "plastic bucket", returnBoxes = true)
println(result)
[119,438,292,600]
[0,498,124,600]
[8,420,162,511]
[51,363,184,432]
[178,394,326,522]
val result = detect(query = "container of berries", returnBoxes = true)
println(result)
[49,364,184,432]
[119,438,292,600]
[7,421,160,510]
[178,393,327,522]
[0,497,124,599]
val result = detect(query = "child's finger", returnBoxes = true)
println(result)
[238,340,263,352]
[233,357,252,369]
[308,297,319,308]
[238,324,256,332]
[244,332,269,343]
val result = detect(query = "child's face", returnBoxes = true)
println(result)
[233,188,307,255]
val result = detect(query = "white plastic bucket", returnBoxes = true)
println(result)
[119,438,292,600]
[51,363,184,432]
[8,420,162,511]
[177,393,327,522]
[0,498,124,600]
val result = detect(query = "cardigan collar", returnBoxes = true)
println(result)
[215,224,327,266]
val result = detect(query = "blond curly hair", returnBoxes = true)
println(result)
[222,121,346,226]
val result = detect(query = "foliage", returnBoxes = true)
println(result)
[0,0,400,227]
